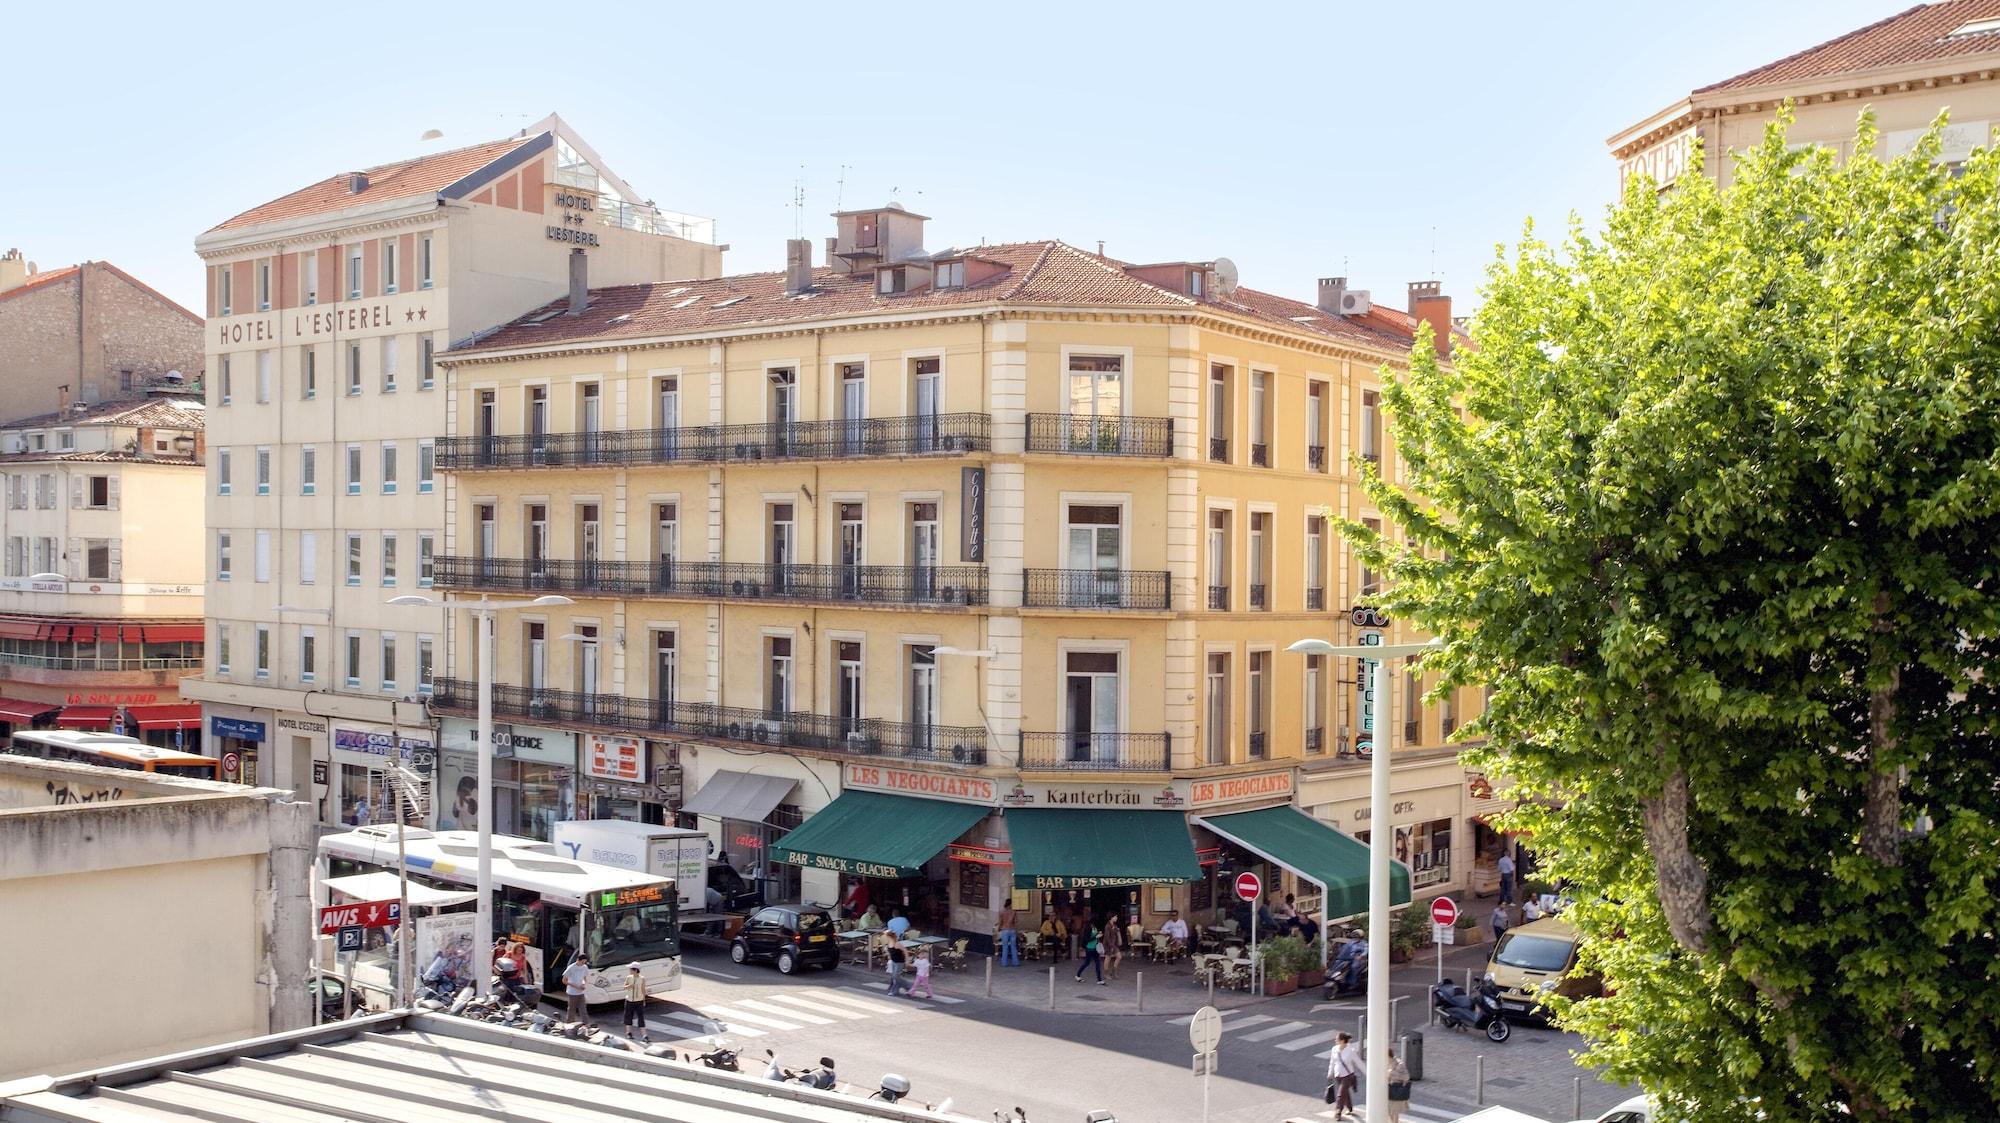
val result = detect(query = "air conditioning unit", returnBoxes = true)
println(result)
[1339,289,1372,316]
[950,743,986,765]
[734,443,753,459]
[750,719,781,743]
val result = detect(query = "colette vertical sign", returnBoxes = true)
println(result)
[961,466,986,562]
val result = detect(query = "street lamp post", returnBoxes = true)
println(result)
[391,591,571,997]
[1288,634,1442,1123]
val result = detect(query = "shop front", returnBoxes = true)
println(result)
[1307,759,1468,899]
[578,733,682,825]
[437,718,575,841]
[207,710,269,786]
[125,703,203,752]
[680,750,838,907]
[330,721,437,827]
[793,762,1002,946]
[993,778,1201,942]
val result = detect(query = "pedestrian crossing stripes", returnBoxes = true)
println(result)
[644,985,964,1044]
[1240,1020,1314,1042]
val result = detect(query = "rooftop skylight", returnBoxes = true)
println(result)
[1945,16,2000,38]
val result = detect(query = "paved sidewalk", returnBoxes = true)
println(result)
[936,946,1275,1015]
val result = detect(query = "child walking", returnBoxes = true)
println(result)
[909,947,935,999]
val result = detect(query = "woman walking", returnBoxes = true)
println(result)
[1102,915,1124,980]
[1385,1051,1412,1123]
[884,933,910,997]
[1073,915,1106,985]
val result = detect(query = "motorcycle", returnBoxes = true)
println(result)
[764,1049,838,1091]
[1434,975,1512,1043]
[1322,942,1368,999]
[689,1019,740,1072]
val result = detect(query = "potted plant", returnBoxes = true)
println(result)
[1296,937,1327,989]
[1389,906,1431,963]
[1259,934,1306,996]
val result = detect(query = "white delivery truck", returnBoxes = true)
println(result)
[552,820,708,911]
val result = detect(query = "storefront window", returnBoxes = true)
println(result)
[517,762,573,843]
[437,752,478,831]
[1408,817,1453,889]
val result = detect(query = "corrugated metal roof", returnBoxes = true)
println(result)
[0,1012,976,1123]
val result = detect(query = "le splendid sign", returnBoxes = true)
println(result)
[215,298,431,347]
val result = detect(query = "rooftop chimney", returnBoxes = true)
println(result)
[1408,281,1452,356]
[785,238,814,294]
[348,172,369,194]
[567,248,588,315]
[1316,277,1348,315]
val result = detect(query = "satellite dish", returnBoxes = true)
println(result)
[1212,257,1239,297]
[420,128,445,142]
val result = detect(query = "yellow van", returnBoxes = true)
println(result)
[1484,916,1601,1021]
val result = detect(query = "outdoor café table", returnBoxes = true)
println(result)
[837,930,875,966]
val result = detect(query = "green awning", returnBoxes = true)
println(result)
[1195,805,1411,920]
[772,791,988,878]
[1006,808,1201,889]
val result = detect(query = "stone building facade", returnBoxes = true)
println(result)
[0,251,204,415]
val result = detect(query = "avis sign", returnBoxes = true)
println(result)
[318,899,401,933]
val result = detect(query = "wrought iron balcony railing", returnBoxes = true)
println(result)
[1024,414,1173,457]
[1305,726,1325,754]
[1308,444,1327,472]
[1249,583,1268,610]
[1207,585,1229,611]
[432,677,989,766]
[1209,438,1228,463]
[1018,731,1172,772]
[436,413,990,470]
[1306,587,1326,611]
[1250,443,1269,467]
[1021,568,1171,610]
[1248,730,1268,758]
[436,556,986,607]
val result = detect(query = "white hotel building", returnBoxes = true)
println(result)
[185,115,719,823]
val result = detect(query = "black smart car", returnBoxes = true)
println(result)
[729,905,839,974]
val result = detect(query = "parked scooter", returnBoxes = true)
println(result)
[871,1074,952,1114]
[688,1019,740,1072]
[1434,974,1512,1042]
[764,1049,839,1090]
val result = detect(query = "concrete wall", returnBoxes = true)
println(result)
[0,262,204,412]
[0,756,314,1081]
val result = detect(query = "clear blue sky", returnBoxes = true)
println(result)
[11,0,1898,317]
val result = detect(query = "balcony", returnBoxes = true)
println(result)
[1249,584,1267,610]
[1305,726,1325,754]
[1306,587,1326,612]
[1251,443,1269,468]
[1021,568,1171,611]
[437,556,987,607]
[1308,445,1327,472]
[1248,730,1267,758]
[1019,731,1171,772]
[1206,585,1229,611]
[432,677,989,766]
[436,413,991,470]
[1025,414,1173,458]
[1208,438,1228,463]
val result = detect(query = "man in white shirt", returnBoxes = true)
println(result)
[1522,896,1543,922]
[1326,1031,1364,1119]
[561,953,591,1022]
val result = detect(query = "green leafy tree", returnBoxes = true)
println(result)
[1360,111,2000,1121]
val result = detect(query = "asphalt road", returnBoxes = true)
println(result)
[586,941,1637,1123]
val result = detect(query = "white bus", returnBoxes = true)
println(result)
[7,729,221,779]
[317,826,682,1003]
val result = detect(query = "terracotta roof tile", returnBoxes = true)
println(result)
[207,135,540,234]
[456,240,1449,358]
[1698,0,2000,93]
[0,265,80,304]
[1,397,206,431]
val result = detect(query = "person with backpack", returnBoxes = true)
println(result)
[1073,914,1106,985]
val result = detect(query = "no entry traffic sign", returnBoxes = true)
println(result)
[1431,897,1459,926]
[1234,871,1262,903]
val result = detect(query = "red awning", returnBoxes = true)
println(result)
[128,704,202,731]
[46,626,71,642]
[0,697,58,723]
[69,625,98,644]
[55,706,116,729]
[142,625,204,643]
[1472,812,1532,839]
[0,621,41,640]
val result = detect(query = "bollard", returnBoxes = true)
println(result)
[1390,994,1407,1038]
[1048,966,1056,1010]
[1476,1055,1486,1104]
[1357,1013,1366,1046]
[1137,971,1145,1013]
[1208,970,1215,1007]
[1573,1076,1582,1119]
[1427,984,1437,1026]
[1465,966,1473,992]
[986,955,994,998]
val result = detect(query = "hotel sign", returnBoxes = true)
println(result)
[844,762,997,806]
[548,189,602,247]
[214,298,434,348]
[1618,126,1695,191]
[1188,769,1294,809]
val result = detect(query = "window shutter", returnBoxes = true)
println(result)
[106,476,120,511]
[70,476,83,509]
[109,540,122,581]
[66,536,81,574]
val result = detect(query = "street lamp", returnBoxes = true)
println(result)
[1287,634,1442,1123]
[389,592,572,996]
